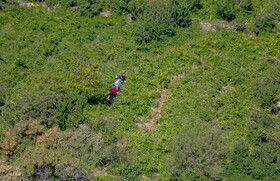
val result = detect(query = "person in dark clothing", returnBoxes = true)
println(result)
[121,74,126,82]
[106,89,115,105]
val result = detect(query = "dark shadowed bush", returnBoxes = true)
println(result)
[255,80,278,109]
[1,90,87,129]
[135,0,174,44]
[253,10,276,34]
[135,0,199,44]
[121,163,143,181]
[240,0,253,14]
[223,140,280,180]
[216,0,236,21]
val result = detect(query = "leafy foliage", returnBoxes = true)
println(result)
[121,163,143,180]
[216,0,254,21]
[168,124,225,180]
[216,0,236,21]
[240,0,253,14]
[135,0,175,44]
[0,160,22,180]
[255,80,279,109]
[135,0,200,44]
[253,10,276,34]
[67,0,103,17]
[1,91,86,129]
[223,140,280,180]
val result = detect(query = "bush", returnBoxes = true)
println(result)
[223,140,280,180]
[1,125,103,179]
[29,0,103,17]
[69,65,97,100]
[0,160,22,180]
[270,0,280,21]
[216,0,236,22]
[223,140,250,177]
[240,0,253,14]
[253,10,276,34]
[234,20,246,31]
[121,163,143,180]
[169,0,200,28]
[255,80,278,109]
[0,0,17,9]
[216,0,253,21]
[109,0,131,14]
[77,0,103,17]
[1,90,87,129]
[135,0,197,44]
[135,0,175,44]
[168,124,225,180]
[126,0,147,18]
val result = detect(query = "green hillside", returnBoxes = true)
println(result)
[1,0,280,180]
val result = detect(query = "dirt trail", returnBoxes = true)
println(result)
[143,64,200,131]
[144,88,168,131]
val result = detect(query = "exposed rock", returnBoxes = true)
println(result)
[126,14,133,24]
[100,10,112,17]
[199,21,236,32]
[19,1,60,11]
[276,101,280,115]
[199,22,217,32]
[220,85,230,95]
[277,102,280,108]
[19,2,38,7]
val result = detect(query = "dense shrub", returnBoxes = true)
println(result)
[1,125,103,179]
[168,124,225,180]
[70,65,97,100]
[76,0,103,17]
[170,0,200,28]
[223,140,280,180]
[0,0,16,9]
[126,0,147,18]
[1,90,87,129]
[223,140,250,176]
[240,0,253,14]
[121,163,143,180]
[0,160,22,180]
[135,0,174,44]
[234,19,246,31]
[253,10,276,34]
[136,0,199,44]
[255,80,278,109]
[216,0,253,21]
[269,0,280,21]
[108,0,128,14]
[216,0,236,21]
[26,0,103,16]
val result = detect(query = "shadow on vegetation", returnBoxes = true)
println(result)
[88,94,105,105]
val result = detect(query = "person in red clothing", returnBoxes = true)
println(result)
[112,84,118,95]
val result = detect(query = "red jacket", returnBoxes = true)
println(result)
[112,86,117,95]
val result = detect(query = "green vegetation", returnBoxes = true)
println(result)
[1,0,280,180]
